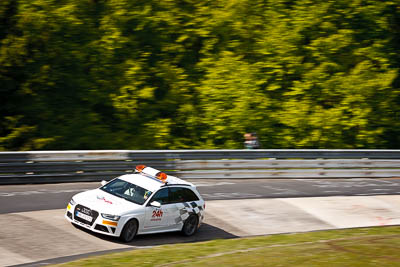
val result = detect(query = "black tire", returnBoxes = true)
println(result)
[182,214,199,236]
[120,219,138,242]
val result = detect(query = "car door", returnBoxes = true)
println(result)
[143,188,171,232]
[168,187,201,229]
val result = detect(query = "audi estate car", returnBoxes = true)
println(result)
[65,165,205,242]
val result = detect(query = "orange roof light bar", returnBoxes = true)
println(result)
[135,165,146,172]
[156,172,168,183]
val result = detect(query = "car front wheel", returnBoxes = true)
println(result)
[120,219,138,242]
[182,214,199,236]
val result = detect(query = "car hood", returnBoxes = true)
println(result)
[73,188,141,215]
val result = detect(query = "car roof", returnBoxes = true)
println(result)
[118,167,194,192]
[119,174,163,192]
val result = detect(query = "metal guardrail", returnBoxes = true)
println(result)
[0,150,399,184]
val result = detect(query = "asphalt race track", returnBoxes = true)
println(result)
[1,178,400,266]
[1,178,400,214]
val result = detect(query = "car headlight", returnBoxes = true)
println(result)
[101,213,120,221]
[69,198,76,205]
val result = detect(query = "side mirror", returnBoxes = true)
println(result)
[150,201,161,208]
[101,180,107,186]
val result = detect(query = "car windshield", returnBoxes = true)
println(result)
[100,178,152,205]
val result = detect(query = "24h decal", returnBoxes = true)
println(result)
[151,209,163,221]
[152,209,163,217]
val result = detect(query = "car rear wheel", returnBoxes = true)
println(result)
[182,214,199,236]
[120,219,138,242]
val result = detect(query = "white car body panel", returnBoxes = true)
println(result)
[65,167,205,239]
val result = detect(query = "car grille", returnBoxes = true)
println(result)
[74,204,99,226]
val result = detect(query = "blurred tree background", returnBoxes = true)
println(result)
[0,0,399,150]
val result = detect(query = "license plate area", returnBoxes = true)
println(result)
[74,205,99,226]
[75,211,92,222]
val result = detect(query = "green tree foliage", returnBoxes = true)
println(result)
[0,0,399,150]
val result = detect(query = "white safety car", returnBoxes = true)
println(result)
[65,165,205,242]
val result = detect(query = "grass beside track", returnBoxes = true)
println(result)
[57,226,400,266]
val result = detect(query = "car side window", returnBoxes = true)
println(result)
[170,187,199,203]
[149,188,169,205]
[183,188,200,202]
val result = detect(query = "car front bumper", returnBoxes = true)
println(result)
[65,203,121,237]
